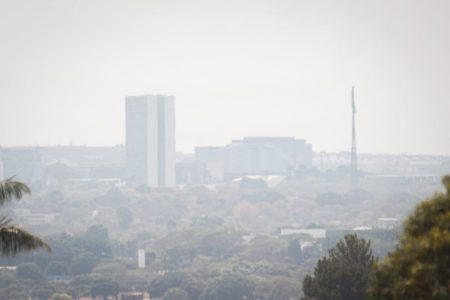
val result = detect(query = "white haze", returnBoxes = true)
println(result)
[1,0,449,155]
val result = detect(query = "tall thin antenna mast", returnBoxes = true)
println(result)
[351,86,358,187]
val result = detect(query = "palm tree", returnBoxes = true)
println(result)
[0,177,51,255]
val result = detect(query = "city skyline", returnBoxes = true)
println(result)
[1,0,450,155]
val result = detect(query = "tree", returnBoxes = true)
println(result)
[0,271,15,288]
[370,175,450,299]
[46,261,69,276]
[70,275,93,298]
[239,177,268,189]
[73,225,112,257]
[32,285,55,299]
[116,207,133,231]
[0,178,51,255]
[16,262,46,282]
[70,252,99,275]
[163,288,191,300]
[253,276,302,300]
[149,272,204,300]
[51,293,73,300]
[90,278,120,300]
[287,239,302,263]
[302,233,375,300]
[199,274,254,300]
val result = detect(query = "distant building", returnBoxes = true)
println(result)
[196,147,226,183]
[14,209,60,225]
[138,249,146,268]
[126,95,176,187]
[225,137,312,178]
[40,145,125,180]
[176,153,198,185]
[195,137,312,182]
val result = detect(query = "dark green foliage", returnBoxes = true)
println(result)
[70,274,94,287]
[197,231,243,258]
[70,275,94,298]
[95,188,129,206]
[268,281,301,300]
[16,262,46,282]
[163,246,196,270]
[73,225,112,257]
[70,253,98,275]
[45,234,75,264]
[32,284,55,299]
[302,234,374,300]
[149,272,204,300]
[199,274,254,300]
[323,229,397,261]
[163,288,191,300]
[287,239,302,263]
[90,278,120,299]
[46,261,69,276]
[0,226,51,256]
[253,276,302,300]
[149,273,181,297]
[316,192,344,205]
[51,293,73,300]
[6,288,28,300]
[0,271,14,288]
[117,207,133,231]
[0,178,30,204]
[370,175,450,299]
[85,224,109,240]
[191,215,224,229]
[0,178,50,256]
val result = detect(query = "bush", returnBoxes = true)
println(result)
[16,263,46,282]
[163,288,191,300]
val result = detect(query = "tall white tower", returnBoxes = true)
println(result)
[350,86,358,188]
[0,147,4,181]
[126,95,175,187]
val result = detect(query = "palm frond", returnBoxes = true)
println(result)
[0,226,51,256]
[0,177,31,205]
[0,215,12,227]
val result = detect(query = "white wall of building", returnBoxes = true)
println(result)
[126,95,176,187]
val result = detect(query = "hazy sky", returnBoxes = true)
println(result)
[1,0,449,155]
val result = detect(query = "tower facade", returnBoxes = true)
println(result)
[126,95,175,187]
[350,86,358,187]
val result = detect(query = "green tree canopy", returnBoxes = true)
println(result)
[46,261,69,276]
[163,288,191,300]
[149,272,204,300]
[51,293,73,300]
[239,177,268,189]
[70,252,99,275]
[90,278,120,300]
[370,175,450,299]
[116,207,133,231]
[302,233,374,300]
[199,274,254,300]
[16,262,46,282]
[0,178,50,256]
